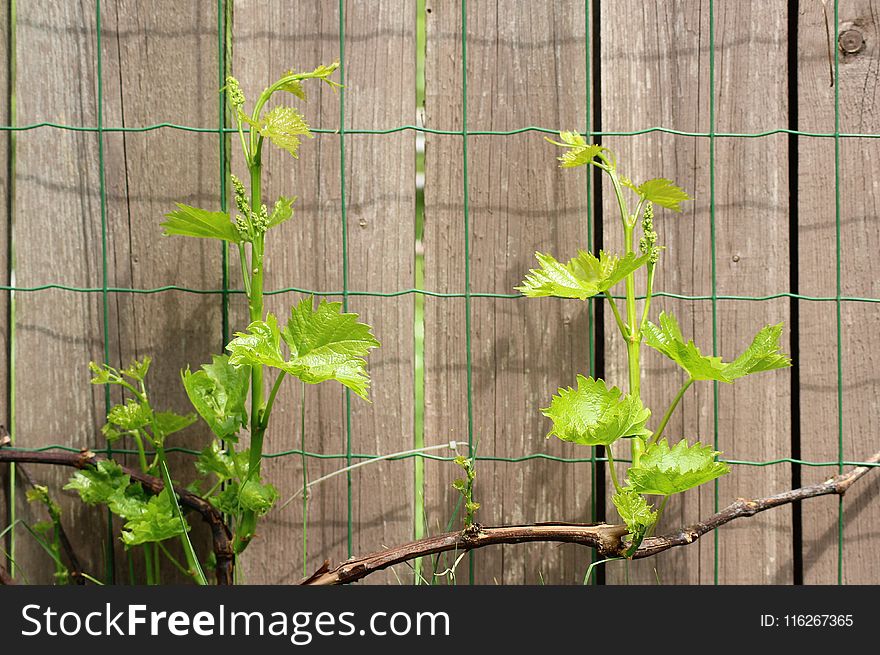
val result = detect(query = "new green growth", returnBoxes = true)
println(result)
[518,133,792,555]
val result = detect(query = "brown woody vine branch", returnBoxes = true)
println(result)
[302,449,880,585]
[0,446,234,585]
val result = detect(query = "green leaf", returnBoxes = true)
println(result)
[121,357,151,382]
[120,488,190,547]
[161,203,240,243]
[279,61,342,94]
[621,177,691,212]
[227,313,285,369]
[64,460,148,520]
[611,488,657,556]
[196,440,235,481]
[517,250,650,300]
[545,131,607,168]
[209,485,241,516]
[643,311,792,383]
[227,298,380,400]
[723,323,792,380]
[153,411,197,441]
[182,354,250,441]
[542,375,652,446]
[627,439,730,496]
[106,399,152,431]
[210,479,278,517]
[239,479,279,516]
[89,362,122,386]
[278,78,306,100]
[268,195,296,229]
[65,460,130,505]
[642,312,728,382]
[253,106,313,159]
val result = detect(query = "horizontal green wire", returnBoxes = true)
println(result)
[1,121,879,140]
[1,283,878,304]
[4,445,876,469]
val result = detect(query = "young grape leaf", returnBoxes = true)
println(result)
[89,362,123,386]
[226,298,380,400]
[106,399,152,432]
[621,177,692,212]
[516,250,650,300]
[723,323,792,380]
[545,131,607,168]
[278,78,306,100]
[278,61,342,95]
[239,479,279,515]
[182,354,250,441]
[611,488,657,556]
[121,357,151,383]
[120,488,190,547]
[268,195,297,229]
[627,439,730,496]
[64,460,148,520]
[153,411,197,441]
[210,479,278,517]
[195,440,236,481]
[542,375,651,446]
[643,311,792,383]
[250,106,313,159]
[161,203,241,243]
[642,312,728,381]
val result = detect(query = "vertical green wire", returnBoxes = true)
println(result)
[95,0,115,584]
[338,0,354,559]
[218,0,229,346]
[833,0,844,586]
[708,0,719,586]
[460,0,475,586]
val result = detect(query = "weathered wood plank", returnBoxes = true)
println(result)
[799,0,880,585]
[12,0,107,583]
[600,0,713,585]
[711,2,792,584]
[99,0,220,583]
[233,0,415,584]
[425,0,594,584]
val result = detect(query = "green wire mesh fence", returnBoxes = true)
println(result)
[1,0,877,585]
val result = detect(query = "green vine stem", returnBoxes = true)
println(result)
[651,378,695,446]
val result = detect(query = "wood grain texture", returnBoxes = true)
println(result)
[424,0,595,584]
[233,0,415,584]
[798,0,880,584]
[600,0,713,585]
[710,2,792,583]
[11,0,107,583]
[99,0,221,583]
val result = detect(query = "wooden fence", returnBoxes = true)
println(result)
[0,0,878,585]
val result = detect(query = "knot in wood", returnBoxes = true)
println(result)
[838,29,865,54]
